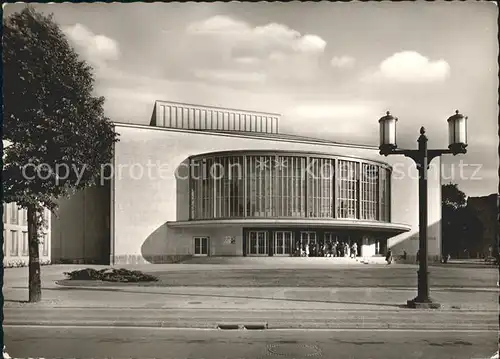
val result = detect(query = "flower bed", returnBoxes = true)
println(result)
[63,268,159,282]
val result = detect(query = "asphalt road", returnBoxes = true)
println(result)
[57,265,498,288]
[4,326,498,359]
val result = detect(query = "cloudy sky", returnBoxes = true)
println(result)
[4,2,498,197]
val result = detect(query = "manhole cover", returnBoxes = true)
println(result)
[267,343,322,357]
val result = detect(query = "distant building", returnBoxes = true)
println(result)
[2,202,51,266]
[466,193,499,257]
[50,100,443,265]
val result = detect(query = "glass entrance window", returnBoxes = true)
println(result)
[247,231,268,256]
[257,231,267,255]
[194,236,209,256]
[190,153,391,223]
[274,231,293,256]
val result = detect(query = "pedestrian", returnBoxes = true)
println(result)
[386,248,392,264]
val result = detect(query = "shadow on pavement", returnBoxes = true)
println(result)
[12,286,410,309]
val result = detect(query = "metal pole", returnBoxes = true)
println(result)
[417,128,430,302]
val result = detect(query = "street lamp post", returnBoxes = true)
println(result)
[378,110,468,309]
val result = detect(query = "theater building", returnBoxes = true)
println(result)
[51,100,443,265]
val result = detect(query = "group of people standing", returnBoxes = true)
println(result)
[295,240,359,258]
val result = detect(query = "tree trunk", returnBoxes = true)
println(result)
[27,204,41,303]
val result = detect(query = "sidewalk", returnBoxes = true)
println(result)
[4,284,498,311]
[4,283,499,330]
[4,264,498,330]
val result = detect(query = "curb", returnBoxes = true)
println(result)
[3,320,497,331]
[6,306,497,312]
[48,288,500,296]
[51,282,500,292]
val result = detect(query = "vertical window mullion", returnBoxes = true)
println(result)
[227,157,230,218]
[219,158,223,217]
[193,161,197,219]
[362,164,364,219]
[215,158,219,218]
[262,156,266,216]
[314,159,318,217]
[268,156,271,216]
[292,157,295,216]
[261,156,264,215]
[286,157,290,216]
[292,157,296,216]
[249,157,254,216]
[211,158,215,217]
[281,156,284,217]
[199,161,202,219]
[301,158,305,216]
[223,157,227,217]
[252,156,255,216]
[256,156,260,215]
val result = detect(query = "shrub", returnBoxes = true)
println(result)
[63,268,159,282]
[4,259,51,268]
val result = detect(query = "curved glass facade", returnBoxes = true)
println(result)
[189,151,391,222]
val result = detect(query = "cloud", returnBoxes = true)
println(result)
[187,16,326,54]
[184,15,327,83]
[194,69,267,83]
[94,67,282,123]
[63,23,120,68]
[366,51,450,83]
[294,34,326,53]
[186,15,248,35]
[234,57,261,65]
[330,55,356,68]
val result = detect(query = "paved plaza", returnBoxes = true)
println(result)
[12,257,497,289]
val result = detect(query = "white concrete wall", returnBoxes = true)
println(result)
[51,184,110,264]
[386,156,442,262]
[111,124,442,264]
[167,226,244,256]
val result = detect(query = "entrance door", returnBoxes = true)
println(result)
[300,231,317,256]
[194,236,209,256]
[324,232,336,243]
[247,231,268,256]
[274,231,293,256]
